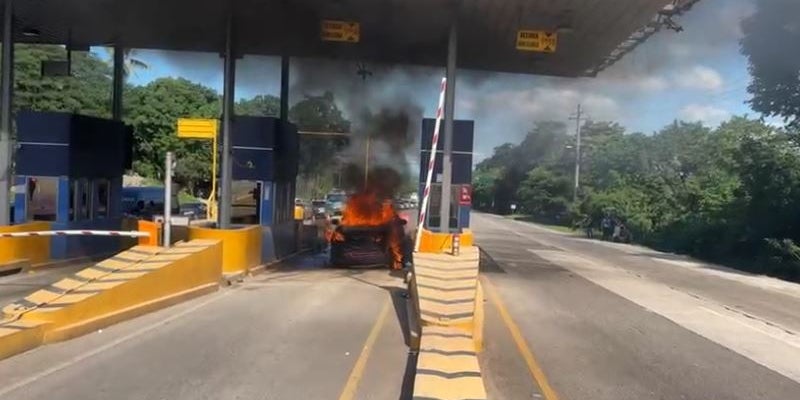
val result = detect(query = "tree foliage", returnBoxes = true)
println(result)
[11,45,353,199]
[289,92,350,196]
[741,0,800,129]
[14,45,112,118]
[475,115,800,281]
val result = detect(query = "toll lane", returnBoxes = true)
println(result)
[473,213,800,400]
[0,255,410,400]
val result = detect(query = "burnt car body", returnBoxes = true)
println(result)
[329,218,411,269]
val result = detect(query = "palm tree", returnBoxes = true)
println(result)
[104,47,149,79]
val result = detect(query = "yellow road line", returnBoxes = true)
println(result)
[337,299,391,400]
[482,276,561,400]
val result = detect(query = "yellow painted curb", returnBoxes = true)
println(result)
[473,281,485,352]
[0,239,223,361]
[417,228,474,254]
[0,319,47,360]
[188,225,261,274]
[44,283,218,343]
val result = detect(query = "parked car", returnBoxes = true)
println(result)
[122,186,179,220]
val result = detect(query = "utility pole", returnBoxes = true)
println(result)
[569,104,584,202]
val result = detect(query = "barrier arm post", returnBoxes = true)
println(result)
[414,77,447,252]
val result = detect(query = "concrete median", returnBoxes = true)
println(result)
[0,222,51,267]
[188,225,261,276]
[411,246,487,400]
[0,239,222,360]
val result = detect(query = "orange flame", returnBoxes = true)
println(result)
[329,191,403,269]
[341,192,395,227]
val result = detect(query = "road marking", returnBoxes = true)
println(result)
[699,306,800,350]
[337,298,391,400]
[482,276,561,400]
[0,288,235,397]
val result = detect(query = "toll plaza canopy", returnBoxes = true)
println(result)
[5,0,674,77]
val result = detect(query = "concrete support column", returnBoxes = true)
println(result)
[111,45,125,121]
[439,22,457,232]
[279,54,289,122]
[219,13,236,228]
[0,0,14,225]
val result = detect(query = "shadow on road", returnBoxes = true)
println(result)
[479,247,506,274]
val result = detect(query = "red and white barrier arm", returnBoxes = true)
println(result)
[0,230,151,238]
[415,77,447,252]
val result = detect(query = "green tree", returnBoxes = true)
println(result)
[472,166,502,211]
[235,94,280,117]
[741,0,800,129]
[516,167,571,219]
[103,48,149,79]
[289,92,350,194]
[124,77,220,193]
[14,44,111,118]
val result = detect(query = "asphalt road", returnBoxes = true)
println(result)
[0,252,412,400]
[473,212,800,400]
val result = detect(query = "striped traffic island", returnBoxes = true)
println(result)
[411,246,487,400]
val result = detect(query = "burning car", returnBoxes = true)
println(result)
[328,192,409,269]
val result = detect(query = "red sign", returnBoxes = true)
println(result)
[459,185,472,205]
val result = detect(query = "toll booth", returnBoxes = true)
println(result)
[419,119,474,231]
[13,111,131,259]
[231,116,299,261]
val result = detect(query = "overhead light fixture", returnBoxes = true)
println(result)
[21,28,41,38]
[556,24,574,34]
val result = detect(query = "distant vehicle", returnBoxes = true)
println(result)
[122,186,179,220]
[180,202,207,220]
[326,191,347,217]
[311,200,327,219]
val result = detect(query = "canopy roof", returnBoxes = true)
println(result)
[4,0,676,76]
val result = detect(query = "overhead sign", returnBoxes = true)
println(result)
[459,185,472,205]
[516,30,557,53]
[321,20,360,43]
[177,118,218,139]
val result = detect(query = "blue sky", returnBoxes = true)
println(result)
[126,0,759,160]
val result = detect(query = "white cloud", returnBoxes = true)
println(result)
[675,65,724,90]
[486,86,621,124]
[678,104,731,126]
[636,76,670,91]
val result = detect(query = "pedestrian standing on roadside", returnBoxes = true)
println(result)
[601,215,612,241]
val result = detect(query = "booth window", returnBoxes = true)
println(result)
[71,179,90,221]
[26,177,57,221]
[231,180,259,225]
[96,180,110,219]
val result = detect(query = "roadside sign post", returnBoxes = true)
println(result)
[176,118,219,221]
[163,151,174,247]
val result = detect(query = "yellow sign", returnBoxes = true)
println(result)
[177,118,218,139]
[516,30,557,53]
[321,20,360,43]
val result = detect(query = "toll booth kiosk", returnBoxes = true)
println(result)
[231,116,299,262]
[419,118,474,231]
[13,111,131,259]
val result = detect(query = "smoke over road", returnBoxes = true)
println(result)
[290,58,429,196]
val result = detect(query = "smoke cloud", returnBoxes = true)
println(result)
[290,58,431,196]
